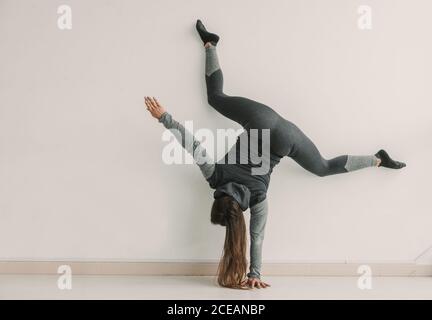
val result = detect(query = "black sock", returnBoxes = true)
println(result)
[375,149,406,169]
[196,19,219,46]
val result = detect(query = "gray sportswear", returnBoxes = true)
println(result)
[157,45,378,280]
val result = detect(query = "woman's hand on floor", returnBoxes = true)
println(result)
[241,277,271,289]
[145,96,166,120]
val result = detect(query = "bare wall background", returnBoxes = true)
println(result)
[0,0,431,264]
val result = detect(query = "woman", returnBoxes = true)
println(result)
[145,20,406,289]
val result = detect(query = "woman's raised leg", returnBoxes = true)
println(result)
[197,20,272,128]
[286,124,405,176]
[289,129,378,176]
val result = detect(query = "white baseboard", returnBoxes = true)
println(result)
[0,261,431,276]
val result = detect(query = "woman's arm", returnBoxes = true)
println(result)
[246,198,270,288]
[145,97,215,179]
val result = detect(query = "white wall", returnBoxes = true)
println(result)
[0,0,431,264]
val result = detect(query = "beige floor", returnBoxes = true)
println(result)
[0,275,431,300]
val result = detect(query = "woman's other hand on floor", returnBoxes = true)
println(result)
[241,277,271,289]
[145,96,166,120]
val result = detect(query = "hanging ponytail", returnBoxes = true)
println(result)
[211,196,248,289]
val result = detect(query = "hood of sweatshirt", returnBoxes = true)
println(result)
[213,182,251,211]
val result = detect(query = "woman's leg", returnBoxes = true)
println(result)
[198,20,276,128]
[205,45,272,127]
[286,124,380,176]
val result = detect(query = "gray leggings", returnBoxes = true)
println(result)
[205,46,378,176]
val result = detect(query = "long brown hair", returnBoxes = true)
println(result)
[211,196,248,289]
